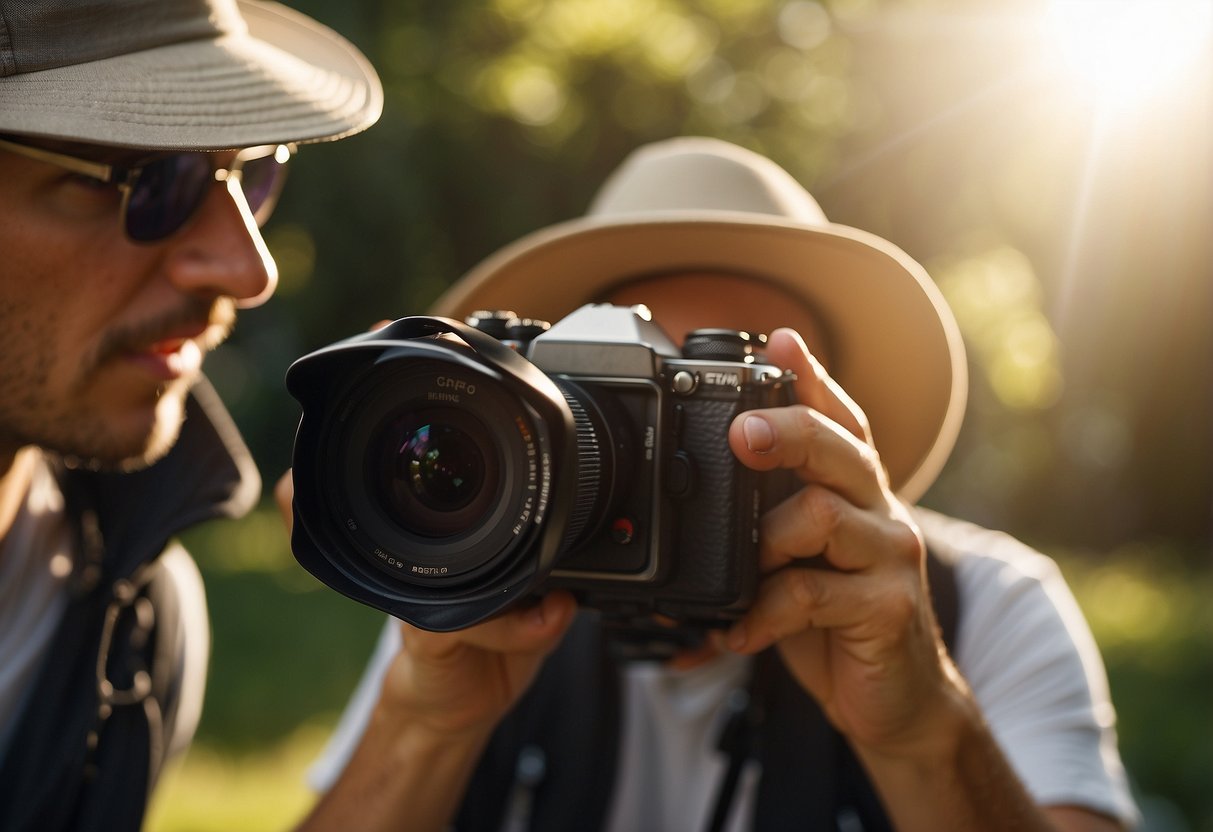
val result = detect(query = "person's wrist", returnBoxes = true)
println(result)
[313,688,498,832]
[369,693,497,762]
[857,659,981,769]
[394,715,494,766]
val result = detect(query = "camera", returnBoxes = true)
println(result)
[286,304,795,633]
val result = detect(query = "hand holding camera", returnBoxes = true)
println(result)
[720,327,971,764]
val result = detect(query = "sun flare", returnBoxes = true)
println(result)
[1041,0,1213,110]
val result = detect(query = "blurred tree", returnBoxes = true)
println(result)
[216,0,1210,556]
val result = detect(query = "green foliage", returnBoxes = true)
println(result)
[179,511,384,750]
[147,726,325,832]
[218,0,1210,550]
[1059,546,1213,831]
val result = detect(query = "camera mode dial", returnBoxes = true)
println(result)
[681,329,767,362]
[465,309,517,339]
[466,310,551,351]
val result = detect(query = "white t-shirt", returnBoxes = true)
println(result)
[309,509,1139,829]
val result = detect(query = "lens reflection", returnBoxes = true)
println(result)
[371,410,496,538]
[400,423,483,511]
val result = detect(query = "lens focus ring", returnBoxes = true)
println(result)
[556,382,604,548]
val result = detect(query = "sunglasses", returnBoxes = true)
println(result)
[0,137,294,243]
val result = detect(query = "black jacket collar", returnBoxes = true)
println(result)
[60,377,260,583]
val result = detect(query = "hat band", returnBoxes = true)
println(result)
[0,0,246,77]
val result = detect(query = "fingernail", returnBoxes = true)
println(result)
[743,415,774,454]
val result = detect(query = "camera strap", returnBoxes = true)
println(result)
[706,654,773,832]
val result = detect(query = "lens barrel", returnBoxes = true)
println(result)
[552,380,611,550]
[287,316,591,631]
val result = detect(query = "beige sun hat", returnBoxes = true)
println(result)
[432,137,967,503]
[0,0,381,150]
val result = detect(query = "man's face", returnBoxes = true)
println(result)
[0,142,277,470]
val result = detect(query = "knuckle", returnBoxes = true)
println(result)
[870,525,927,634]
[798,486,843,535]
[793,403,817,427]
[886,518,925,566]
[405,630,456,662]
[791,406,823,466]
[854,441,883,479]
[791,567,829,612]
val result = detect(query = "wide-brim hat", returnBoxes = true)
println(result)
[431,137,967,503]
[0,0,381,150]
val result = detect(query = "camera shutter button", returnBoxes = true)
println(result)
[672,370,698,395]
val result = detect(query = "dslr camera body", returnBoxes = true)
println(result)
[287,304,794,634]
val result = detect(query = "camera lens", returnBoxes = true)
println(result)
[324,359,548,587]
[372,411,497,537]
[286,314,655,631]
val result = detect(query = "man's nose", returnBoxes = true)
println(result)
[164,176,279,308]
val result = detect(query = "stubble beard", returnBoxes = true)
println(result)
[74,377,192,472]
[0,298,235,472]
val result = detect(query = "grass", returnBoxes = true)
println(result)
[146,726,326,832]
[145,508,382,832]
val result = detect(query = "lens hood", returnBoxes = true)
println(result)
[286,316,577,631]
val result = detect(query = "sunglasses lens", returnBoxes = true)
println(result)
[238,151,288,224]
[125,154,212,242]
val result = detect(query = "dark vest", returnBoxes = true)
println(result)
[453,544,960,832]
[0,382,258,832]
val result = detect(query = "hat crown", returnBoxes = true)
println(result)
[0,0,244,77]
[589,137,829,226]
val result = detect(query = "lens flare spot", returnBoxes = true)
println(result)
[1042,0,1213,110]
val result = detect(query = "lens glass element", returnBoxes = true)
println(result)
[370,410,498,538]
[400,423,483,511]
[328,359,546,586]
